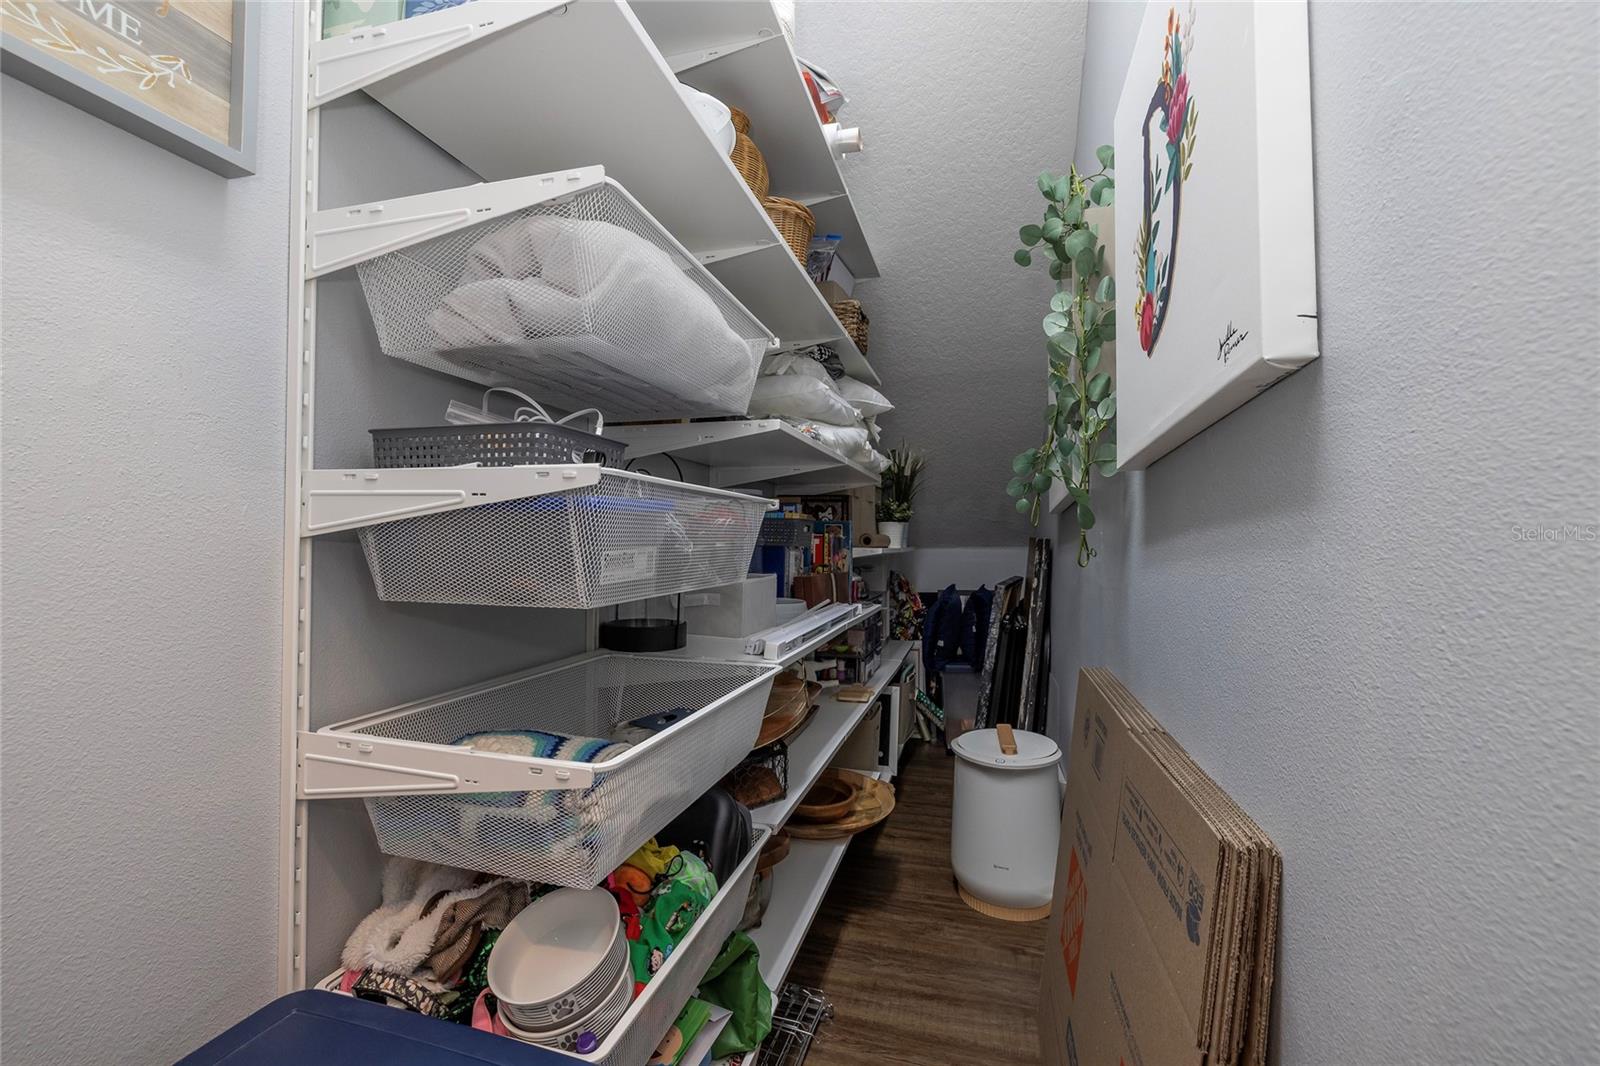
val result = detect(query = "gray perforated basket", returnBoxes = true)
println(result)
[371,422,625,468]
[354,469,773,609]
[340,653,777,887]
[353,179,772,420]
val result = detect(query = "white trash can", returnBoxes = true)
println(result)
[950,724,1062,920]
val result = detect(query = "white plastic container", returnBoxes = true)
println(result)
[682,574,777,638]
[950,725,1062,911]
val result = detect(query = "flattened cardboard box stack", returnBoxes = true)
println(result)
[1039,669,1282,1066]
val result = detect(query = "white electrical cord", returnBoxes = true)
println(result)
[482,387,604,436]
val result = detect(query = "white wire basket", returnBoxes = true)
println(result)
[312,825,770,1066]
[354,469,774,609]
[324,652,777,887]
[351,177,773,420]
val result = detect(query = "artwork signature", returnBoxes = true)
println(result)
[1216,321,1250,363]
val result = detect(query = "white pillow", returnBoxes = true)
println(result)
[836,375,893,417]
[749,375,861,425]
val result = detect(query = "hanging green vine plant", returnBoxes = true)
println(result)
[1006,146,1117,566]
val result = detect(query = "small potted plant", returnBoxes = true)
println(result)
[877,444,925,549]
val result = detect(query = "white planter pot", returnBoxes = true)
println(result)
[879,521,908,549]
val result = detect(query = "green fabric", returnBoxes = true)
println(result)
[441,929,500,1024]
[672,850,718,901]
[630,877,710,983]
[695,932,772,1056]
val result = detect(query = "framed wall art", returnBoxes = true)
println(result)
[2,0,255,177]
[1113,0,1318,470]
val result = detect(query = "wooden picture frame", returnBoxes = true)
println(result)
[2,0,256,177]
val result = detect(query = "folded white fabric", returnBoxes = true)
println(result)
[750,374,861,425]
[426,215,755,406]
[836,374,893,417]
[799,420,870,455]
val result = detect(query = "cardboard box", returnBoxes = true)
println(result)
[816,280,851,306]
[1040,669,1281,1066]
[848,488,879,540]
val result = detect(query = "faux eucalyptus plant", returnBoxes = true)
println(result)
[1007,146,1117,566]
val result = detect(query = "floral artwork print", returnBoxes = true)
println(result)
[1132,4,1199,356]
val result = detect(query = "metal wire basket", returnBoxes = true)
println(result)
[354,470,774,609]
[352,178,773,419]
[720,739,789,808]
[760,985,836,1065]
[330,653,778,886]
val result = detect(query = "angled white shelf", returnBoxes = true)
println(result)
[311,0,878,383]
[853,545,912,560]
[668,603,882,671]
[751,641,912,829]
[608,418,876,493]
[751,769,892,991]
[630,0,879,280]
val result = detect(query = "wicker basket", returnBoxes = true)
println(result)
[729,105,751,136]
[732,132,769,200]
[831,299,869,353]
[764,196,815,262]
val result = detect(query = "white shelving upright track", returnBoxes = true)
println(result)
[279,0,317,995]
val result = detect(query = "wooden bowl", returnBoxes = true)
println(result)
[794,776,858,823]
[756,830,791,874]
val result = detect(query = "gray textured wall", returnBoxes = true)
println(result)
[798,1,1085,547]
[1047,2,1600,1062]
[0,5,294,1063]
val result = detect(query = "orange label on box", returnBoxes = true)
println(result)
[1062,847,1087,998]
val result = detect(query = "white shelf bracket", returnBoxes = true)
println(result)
[307,167,607,277]
[301,464,604,536]
[310,0,568,107]
[298,731,596,798]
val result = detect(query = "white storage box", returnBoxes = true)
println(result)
[354,470,774,609]
[304,653,778,887]
[682,574,778,638]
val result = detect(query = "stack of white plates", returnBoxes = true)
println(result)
[489,888,633,1054]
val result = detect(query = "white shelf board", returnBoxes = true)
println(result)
[852,545,913,560]
[632,1,879,279]
[609,419,876,492]
[670,603,882,671]
[751,640,913,828]
[321,0,878,383]
[752,835,850,990]
[750,768,893,991]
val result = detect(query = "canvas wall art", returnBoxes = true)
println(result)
[1114,0,1318,470]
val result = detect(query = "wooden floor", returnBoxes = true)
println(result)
[786,742,1044,1065]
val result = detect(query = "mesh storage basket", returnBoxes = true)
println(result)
[355,469,774,609]
[371,422,625,469]
[353,179,772,420]
[342,654,777,887]
[314,826,771,1066]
